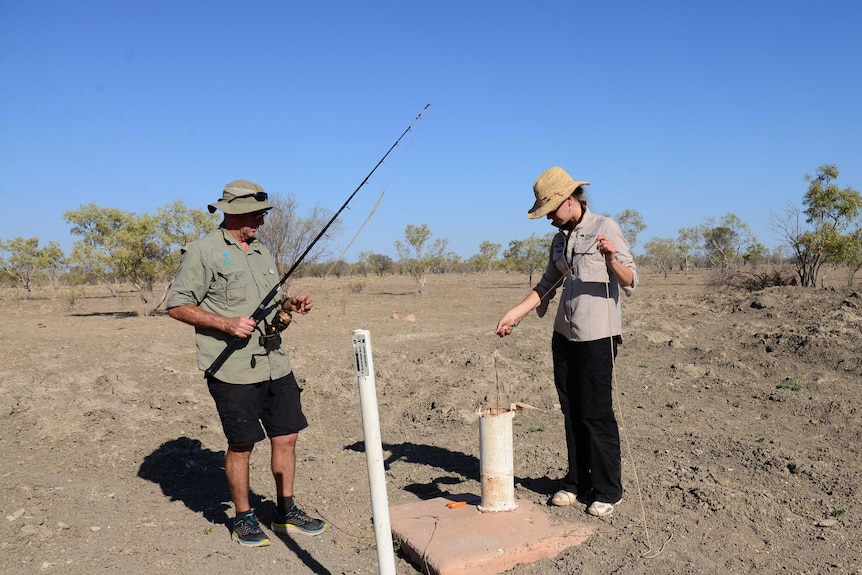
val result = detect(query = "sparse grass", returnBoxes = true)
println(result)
[204,549,225,558]
[776,380,803,391]
[65,286,86,311]
[755,437,767,443]
[528,424,545,433]
[831,509,846,518]
[638,363,648,368]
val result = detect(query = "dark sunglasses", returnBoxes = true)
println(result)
[227,191,268,203]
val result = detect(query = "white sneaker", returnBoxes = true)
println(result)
[587,499,622,517]
[550,490,578,506]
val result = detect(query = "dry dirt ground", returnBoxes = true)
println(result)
[1,269,860,575]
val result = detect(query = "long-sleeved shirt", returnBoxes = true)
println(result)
[533,208,638,342]
[166,227,292,384]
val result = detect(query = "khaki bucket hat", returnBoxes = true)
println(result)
[527,167,590,219]
[207,180,276,215]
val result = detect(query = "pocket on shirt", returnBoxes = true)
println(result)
[571,252,610,283]
[214,270,248,307]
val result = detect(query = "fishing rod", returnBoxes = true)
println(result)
[205,104,430,378]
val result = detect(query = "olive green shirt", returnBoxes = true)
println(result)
[166,227,292,384]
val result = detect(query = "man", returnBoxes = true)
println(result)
[166,180,326,547]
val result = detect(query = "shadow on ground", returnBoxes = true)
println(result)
[137,437,234,528]
[138,437,334,574]
[346,440,560,500]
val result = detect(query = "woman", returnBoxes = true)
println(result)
[496,166,638,517]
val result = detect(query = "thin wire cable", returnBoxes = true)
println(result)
[296,108,429,544]
[516,232,668,557]
[324,109,425,278]
[508,235,598,330]
[324,190,385,277]
[604,268,670,558]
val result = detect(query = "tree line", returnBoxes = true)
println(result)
[1,165,859,313]
[641,165,862,287]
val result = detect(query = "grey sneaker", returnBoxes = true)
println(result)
[272,504,327,536]
[232,512,271,546]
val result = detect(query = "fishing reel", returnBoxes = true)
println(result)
[258,309,292,353]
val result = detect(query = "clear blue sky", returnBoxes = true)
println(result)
[2,1,860,261]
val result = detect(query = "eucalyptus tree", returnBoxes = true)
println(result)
[701,214,759,270]
[772,165,862,287]
[643,237,678,278]
[615,209,646,250]
[64,202,217,314]
[358,251,393,276]
[395,224,448,294]
[471,240,502,273]
[502,233,553,285]
[0,237,66,298]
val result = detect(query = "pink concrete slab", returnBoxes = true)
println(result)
[389,495,599,575]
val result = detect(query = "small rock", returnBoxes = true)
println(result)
[6,508,25,521]
[90,526,101,532]
[816,518,839,528]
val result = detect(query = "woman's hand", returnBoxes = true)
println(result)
[495,313,519,337]
[596,234,616,263]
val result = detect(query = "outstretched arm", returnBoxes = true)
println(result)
[495,290,541,337]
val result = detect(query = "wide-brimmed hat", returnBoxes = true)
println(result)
[207,180,276,215]
[527,167,590,219]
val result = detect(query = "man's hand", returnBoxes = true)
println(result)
[222,316,257,338]
[284,295,313,315]
[167,304,258,339]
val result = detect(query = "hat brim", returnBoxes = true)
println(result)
[208,199,276,215]
[527,180,589,219]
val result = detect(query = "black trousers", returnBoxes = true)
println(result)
[551,332,622,504]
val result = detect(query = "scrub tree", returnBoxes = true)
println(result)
[772,165,862,287]
[358,251,393,276]
[643,237,678,278]
[471,240,501,273]
[395,224,448,294]
[502,233,553,285]
[701,214,760,270]
[0,237,66,298]
[64,202,217,314]
[254,192,340,277]
[615,209,646,250]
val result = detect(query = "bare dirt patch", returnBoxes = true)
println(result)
[1,270,859,574]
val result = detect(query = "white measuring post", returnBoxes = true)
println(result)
[352,329,396,575]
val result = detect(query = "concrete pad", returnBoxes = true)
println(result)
[389,495,599,575]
